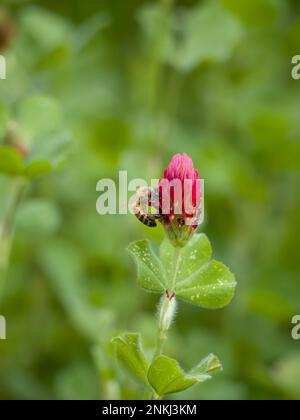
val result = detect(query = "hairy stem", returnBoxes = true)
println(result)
[168,246,181,293]
[153,246,181,364]
[153,329,166,361]
[0,177,27,299]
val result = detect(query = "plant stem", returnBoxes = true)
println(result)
[153,246,181,362]
[168,246,181,293]
[153,329,166,360]
[0,177,27,299]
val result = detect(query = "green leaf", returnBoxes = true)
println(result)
[127,240,166,293]
[176,260,236,309]
[137,1,242,72]
[148,354,223,398]
[190,353,223,382]
[112,333,149,386]
[168,1,243,71]
[147,356,194,398]
[28,131,71,166]
[20,6,72,52]
[0,146,24,176]
[18,95,63,143]
[161,234,236,308]
[160,233,212,282]
[24,161,53,178]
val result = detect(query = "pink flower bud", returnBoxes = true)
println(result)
[159,153,202,247]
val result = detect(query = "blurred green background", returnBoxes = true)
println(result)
[0,0,300,400]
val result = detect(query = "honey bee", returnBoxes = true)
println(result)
[131,186,161,227]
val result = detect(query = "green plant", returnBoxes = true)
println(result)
[0,95,70,298]
[112,154,237,400]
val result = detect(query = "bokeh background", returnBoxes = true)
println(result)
[0,0,300,400]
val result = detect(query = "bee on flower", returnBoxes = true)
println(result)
[132,153,203,248]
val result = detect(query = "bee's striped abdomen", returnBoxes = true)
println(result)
[132,186,161,228]
[135,211,157,227]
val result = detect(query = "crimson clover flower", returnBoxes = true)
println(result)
[159,153,202,248]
